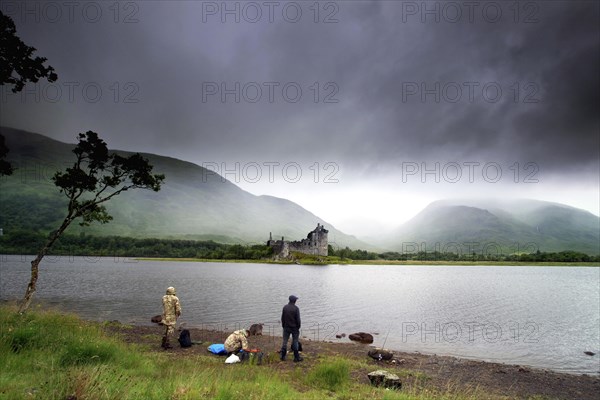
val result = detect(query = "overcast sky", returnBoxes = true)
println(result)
[2,1,599,236]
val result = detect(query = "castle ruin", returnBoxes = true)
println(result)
[267,223,329,259]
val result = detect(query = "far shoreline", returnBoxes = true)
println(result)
[135,257,600,267]
[2,254,598,266]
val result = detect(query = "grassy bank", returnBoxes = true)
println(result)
[0,305,492,400]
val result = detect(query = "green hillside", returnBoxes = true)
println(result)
[384,199,600,255]
[2,128,597,255]
[0,127,368,249]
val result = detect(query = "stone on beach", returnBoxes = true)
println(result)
[367,370,402,390]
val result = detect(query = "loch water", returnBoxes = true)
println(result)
[1,255,598,375]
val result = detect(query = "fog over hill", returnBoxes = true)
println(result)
[2,128,598,255]
[381,199,600,255]
[0,127,370,250]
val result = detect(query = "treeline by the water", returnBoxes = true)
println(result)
[1,231,598,262]
[0,231,274,260]
[330,246,600,263]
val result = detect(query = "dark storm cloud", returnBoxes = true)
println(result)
[340,2,600,175]
[1,1,598,180]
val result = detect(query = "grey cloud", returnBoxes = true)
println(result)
[1,0,598,183]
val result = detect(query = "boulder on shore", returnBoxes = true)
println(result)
[368,370,402,390]
[151,315,164,325]
[349,332,374,344]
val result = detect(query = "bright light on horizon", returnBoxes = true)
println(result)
[237,178,600,239]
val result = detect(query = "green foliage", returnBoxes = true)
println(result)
[329,246,600,263]
[307,359,350,391]
[0,230,596,263]
[0,231,275,259]
[331,246,379,261]
[53,131,164,228]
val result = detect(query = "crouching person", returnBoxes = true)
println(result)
[224,329,251,356]
[161,286,181,349]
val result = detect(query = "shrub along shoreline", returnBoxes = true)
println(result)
[1,231,598,264]
[1,304,598,399]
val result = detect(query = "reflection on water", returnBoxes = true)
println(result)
[1,255,598,375]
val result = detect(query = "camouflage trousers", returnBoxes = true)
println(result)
[164,323,176,338]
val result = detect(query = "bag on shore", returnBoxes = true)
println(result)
[225,354,240,364]
[207,343,227,355]
[178,329,192,348]
[290,341,303,352]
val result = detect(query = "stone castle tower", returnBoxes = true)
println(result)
[267,223,329,258]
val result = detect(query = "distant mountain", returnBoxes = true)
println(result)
[382,199,600,255]
[0,127,369,249]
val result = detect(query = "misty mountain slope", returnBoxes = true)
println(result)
[384,199,600,254]
[0,127,369,249]
[431,198,600,244]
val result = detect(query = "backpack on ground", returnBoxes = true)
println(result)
[178,329,192,348]
[290,341,303,352]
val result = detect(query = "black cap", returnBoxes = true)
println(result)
[289,295,298,302]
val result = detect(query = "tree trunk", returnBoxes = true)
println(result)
[18,254,43,314]
[18,218,71,314]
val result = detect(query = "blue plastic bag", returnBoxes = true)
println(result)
[207,343,227,355]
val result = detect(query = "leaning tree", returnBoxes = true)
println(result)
[18,131,165,313]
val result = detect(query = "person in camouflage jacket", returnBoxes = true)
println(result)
[224,329,250,355]
[161,286,181,349]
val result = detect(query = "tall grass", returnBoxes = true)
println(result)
[307,359,350,391]
[0,305,150,399]
[0,305,497,399]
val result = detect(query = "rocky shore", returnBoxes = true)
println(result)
[104,322,599,400]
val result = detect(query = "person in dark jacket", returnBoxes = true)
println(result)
[280,295,302,362]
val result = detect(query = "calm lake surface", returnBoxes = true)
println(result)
[1,255,598,375]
